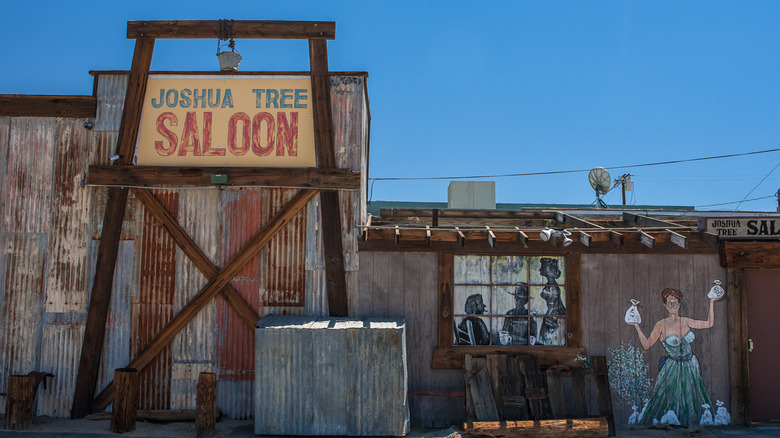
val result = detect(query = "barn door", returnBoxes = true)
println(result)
[746,269,780,423]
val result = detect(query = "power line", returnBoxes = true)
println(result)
[696,195,775,208]
[733,161,780,211]
[369,148,780,181]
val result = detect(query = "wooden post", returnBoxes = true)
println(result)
[3,375,36,430]
[591,356,615,437]
[72,37,155,419]
[309,38,349,317]
[196,372,217,438]
[111,368,139,433]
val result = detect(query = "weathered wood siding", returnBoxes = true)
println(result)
[357,251,729,426]
[355,252,462,427]
[581,253,728,424]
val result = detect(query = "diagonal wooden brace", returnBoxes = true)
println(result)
[132,188,259,327]
[92,189,317,412]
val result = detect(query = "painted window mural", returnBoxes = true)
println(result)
[610,280,730,426]
[453,255,566,346]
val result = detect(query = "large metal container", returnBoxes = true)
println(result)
[254,316,409,436]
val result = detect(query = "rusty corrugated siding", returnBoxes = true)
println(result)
[0,72,368,418]
[216,188,263,419]
[37,313,84,416]
[94,73,129,132]
[133,190,178,410]
[2,118,55,234]
[45,119,94,314]
[0,234,47,402]
[262,188,307,311]
[171,189,219,410]
[95,240,135,401]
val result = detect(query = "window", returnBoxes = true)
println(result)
[453,255,567,346]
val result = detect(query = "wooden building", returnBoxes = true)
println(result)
[358,204,780,427]
[0,19,778,431]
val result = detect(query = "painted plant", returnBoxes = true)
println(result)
[608,340,652,422]
[624,282,728,426]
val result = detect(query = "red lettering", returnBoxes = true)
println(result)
[201,112,224,156]
[154,112,178,156]
[228,112,250,155]
[252,112,275,156]
[276,112,298,156]
[179,112,202,156]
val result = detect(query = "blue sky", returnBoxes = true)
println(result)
[2,1,780,211]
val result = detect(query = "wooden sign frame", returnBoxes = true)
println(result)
[72,20,352,417]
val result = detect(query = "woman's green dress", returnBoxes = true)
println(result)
[638,331,712,426]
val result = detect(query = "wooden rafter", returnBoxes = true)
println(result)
[93,189,317,412]
[556,211,602,229]
[622,212,686,228]
[87,166,361,190]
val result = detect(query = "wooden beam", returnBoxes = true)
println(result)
[132,189,259,327]
[639,231,656,249]
[667,229,687,248]
[486,226,496,248]
[432,346,587,369]
[127,20,335,40]
[92,189,317,413]
[0,95,96,118]
[557,211,603,229]
[609,230,624,246]
[701,231,720,246]
[310,38,348,317]
[455,227,466,247]
[88,166,361,190]
[72,37,155,420]
[721,241,780,268]
[361,215,372,241]
[515,227,529,247]
[578,230,592,247]
[623,211,685,228]
[437,253,455,348]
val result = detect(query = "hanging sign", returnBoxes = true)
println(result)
[700,216,780,239]
[136,75,316,167]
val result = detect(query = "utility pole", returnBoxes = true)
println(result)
[616,174,632,206]
[776,188,779,212]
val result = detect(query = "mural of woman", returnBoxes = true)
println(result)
[538,257,566,345]
[630,288,722,426]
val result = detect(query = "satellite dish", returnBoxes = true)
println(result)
[588,167,612,208]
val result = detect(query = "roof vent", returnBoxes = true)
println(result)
[448,181,496,209]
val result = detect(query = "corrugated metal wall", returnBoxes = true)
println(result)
[0,72,368,418]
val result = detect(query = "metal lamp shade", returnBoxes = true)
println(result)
[217,51,242,71]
